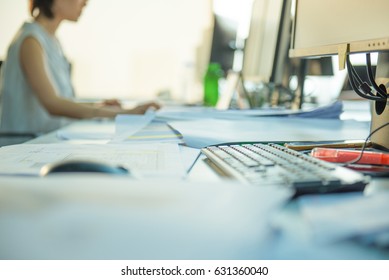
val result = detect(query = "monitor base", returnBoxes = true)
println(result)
[371,102,389,151]
[372,55,389,151]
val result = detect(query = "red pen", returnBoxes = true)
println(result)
[311,148,389,165]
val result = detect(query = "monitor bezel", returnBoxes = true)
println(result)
[289,0,389,59]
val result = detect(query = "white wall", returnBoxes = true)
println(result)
[0,0,212,101]
[0,0,30,56]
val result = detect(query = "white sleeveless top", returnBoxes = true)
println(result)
[0,21,74,134]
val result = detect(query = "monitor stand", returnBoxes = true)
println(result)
[215,71,253,110]
[372,53,389,151]
[370,97,389,151]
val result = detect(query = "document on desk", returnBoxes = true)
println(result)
[0,143,185,178]
[110,120,183,144]
[168,117,370,148]
[56,112,156,141]
[156,106,297,121]
[115,111,155,136]
[298,193,389,246]
[156,101,343,121]
[56,120,115,141]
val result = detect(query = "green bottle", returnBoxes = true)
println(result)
[203,63,223,106]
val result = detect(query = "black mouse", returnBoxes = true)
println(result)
[40,160,130,176]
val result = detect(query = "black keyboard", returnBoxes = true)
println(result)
[201,143,368,196]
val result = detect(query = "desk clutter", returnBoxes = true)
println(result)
[0,101,388,259]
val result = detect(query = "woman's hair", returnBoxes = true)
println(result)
[30,0,54,19]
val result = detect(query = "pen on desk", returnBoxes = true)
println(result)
[311,147,389,165]
[285,140,371,151]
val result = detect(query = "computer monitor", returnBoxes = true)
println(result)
[289,0,389,150]
[211,0,291,109]
[242,0,292,85]
[209,14,239,75]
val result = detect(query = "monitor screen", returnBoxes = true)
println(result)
[209,14,238,75]
[290,0,389,58]
[289,0,389,150]
[242,0,292,84]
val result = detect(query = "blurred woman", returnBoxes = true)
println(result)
[0,0,160,134]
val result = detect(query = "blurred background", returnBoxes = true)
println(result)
[0,0,357,107]
[0,0,217,103]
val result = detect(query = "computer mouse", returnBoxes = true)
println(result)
[40,160,130,176]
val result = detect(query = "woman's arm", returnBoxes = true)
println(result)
[20,37,159,118]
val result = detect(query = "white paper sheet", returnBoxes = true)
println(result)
[156,101,344,121]
[0,143,185,178]
[111,111,156,142]
[56,120,115,141]
[110,120,183,144]
[168,118,370,148]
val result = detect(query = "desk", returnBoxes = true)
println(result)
[0,114,388,260]
[191,152,389,259]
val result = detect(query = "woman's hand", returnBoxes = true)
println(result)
[101,99,122,108]
[126,101,161,114]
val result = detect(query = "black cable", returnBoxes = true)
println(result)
[346,55,368,98]
[348,56,364,85]
[344,122,389,166]
[348,57,379,98]
[366,53,387,98]
[346,55,384,101]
